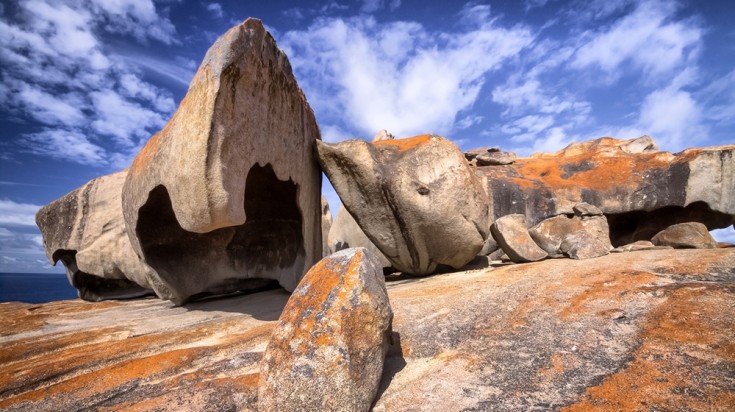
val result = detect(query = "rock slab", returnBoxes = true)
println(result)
[328,204,392,268]
[259,248,393,412]
[317,134,489,275]
[479,136,735,245]
[1,249,733,411]
[491,214,548,262]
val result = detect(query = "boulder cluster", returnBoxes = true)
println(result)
[33,18,734,412]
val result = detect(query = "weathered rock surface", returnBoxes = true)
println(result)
[320,197,332,257]
[560,230,612,259]
[328,204,391,268]
[371,129,395,142]
[611,240,672,253]
[529,212,612,257]
[491,214,548,262]
[121,19,322,304]
[259,248,392,412]
[479,136,735,246]
[652,222,719,249]
[2,249,733,411]
[36,171,154,301]
[317,134,489,275]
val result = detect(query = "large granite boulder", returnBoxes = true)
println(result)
[328,205,391,268]
[490,214,548,263]
[36,171,154,301]
[259,247,393,412]
[316,134,490,275]
[478,136,735,246]
[651,222,719,249]
[121,19,322,304]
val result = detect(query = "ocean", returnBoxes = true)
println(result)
[0,272,78,304]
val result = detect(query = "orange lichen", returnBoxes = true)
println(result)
[563,285,735,411]
[373,134,432,153]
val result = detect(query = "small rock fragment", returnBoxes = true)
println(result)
[573,202,603,217]
[491,214,548,263]
[259,247,393,412]
[651,222,719,249]
[475,150,517,166]
[372,129,395,142]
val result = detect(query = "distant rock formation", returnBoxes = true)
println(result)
[477,136,735,246]
[320,196,333,258]
[328,204,392,268]
[259,248,392,412]
[317,134,490,275]
[36,171,154,301]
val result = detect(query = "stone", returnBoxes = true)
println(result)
[490,214,548,263]
[36,171,155,301]
[573,202,603,217]
[651,222,719,249]
[560,230,613,259]
[321,197,332,257]
[479,136,735,246]
[611,240,673,253]
[316,134,490,275]
[529,212,612,257]
[328,205,392,268]
[3,249,733,411]
[475,150,517,166]
[121,19,322,305]
[258,248,393,412]
[372,129,395,142]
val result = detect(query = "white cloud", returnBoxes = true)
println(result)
[282,15,532,138]
[321,124,353,143]
[0,0,179,169]
[571,0,701,81]
[0,199,42,226]
[25,129,108,166]
[207,3,223,19]
[361,0,401,13]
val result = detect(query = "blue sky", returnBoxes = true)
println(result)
[1,0,733,273]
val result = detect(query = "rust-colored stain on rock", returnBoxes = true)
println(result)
[373,134,432,152]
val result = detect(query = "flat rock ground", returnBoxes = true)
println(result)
[0,249,733,411]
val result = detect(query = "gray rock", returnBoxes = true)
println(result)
[560,230,612,259]
[529,212,612,257]
[121,19,322,304]
[476,150,517,166]
[490,214,548,263]
[573,202,603,217]
[328,204,391,268]
[36,171,155,301]
[259,247,392,412]
[317,134,490,275]
[610,240,674,253]
[651,222,719,249]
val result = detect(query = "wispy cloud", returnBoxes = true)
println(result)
[0,199,42,226]
[0,0,179,169]
[281,12,533,139]
[206,2,224,19]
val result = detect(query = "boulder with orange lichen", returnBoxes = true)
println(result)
[258,247,393,412]
[478,135,735,246]
[316,134,490,275]
[120,18,322,305]
[36,170,155,302]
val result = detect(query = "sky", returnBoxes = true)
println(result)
[0,0,734,273]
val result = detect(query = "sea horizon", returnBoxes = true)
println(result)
[0,272,78,304]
